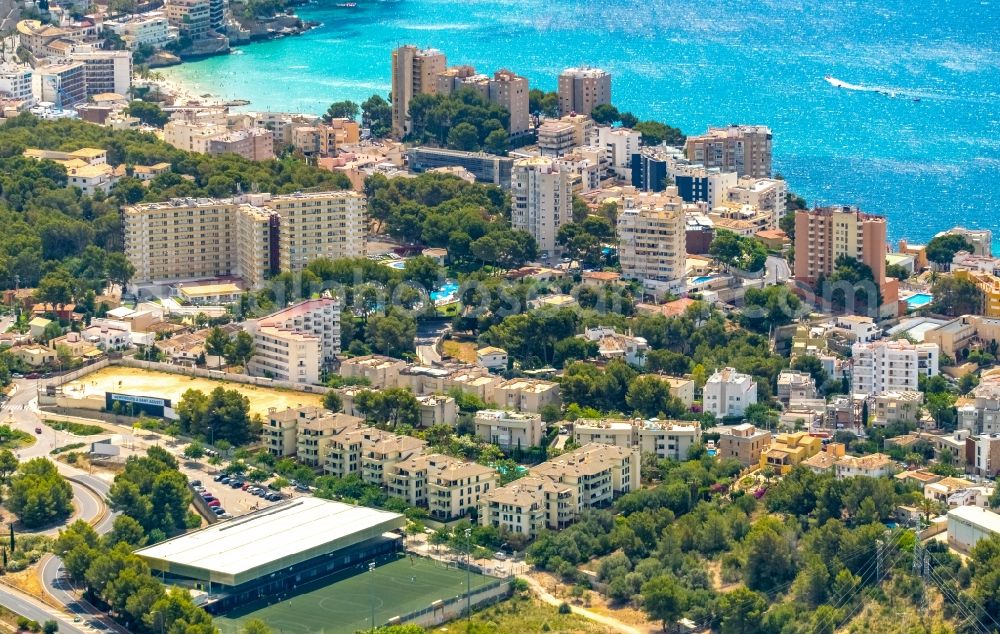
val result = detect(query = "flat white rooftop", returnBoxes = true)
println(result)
[135,497,404,586]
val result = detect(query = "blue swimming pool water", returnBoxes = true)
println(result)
[431,281,460,303]
[691,276,715,285]
[906,293,933,308]
[386,260,406,270]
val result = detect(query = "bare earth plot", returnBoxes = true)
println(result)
[62,366,323,417]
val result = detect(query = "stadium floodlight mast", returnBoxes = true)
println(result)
[368,560,376,633]
[465,527,472,624]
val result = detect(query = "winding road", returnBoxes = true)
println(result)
[2,379,121,632]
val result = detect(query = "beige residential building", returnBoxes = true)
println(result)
[657,376,695,407]
[493,378,561,413]
[386,453,496,520]
[870,390,923,425]
[164,0,211,40]
[717,423,772,466]
[207,128,275,161]
[267,191,366,273]
[391,45,447,137]
[616,187,687,293]
[416,394,458,427]
[478,476,574,538]
[572,418,701,461]
[684,124,773,178]
[557,66,611,116]
[474,410,545,450]
[291,119,361,157]
[245,297,341,384]
[834,453,896,479]
[296,412,363,467]
[339,355,410,388]
[163,120,228,154]
[511,157,572,258]
[265,406,319,457]
[531,443,639,512]
[776,370,817,405]
[489,69,530,136]
[536,120,578,157]
[123,191,364,287]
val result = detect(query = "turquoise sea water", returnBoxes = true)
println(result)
[164,0,1000,247]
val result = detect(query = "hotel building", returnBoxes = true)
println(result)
[122,191,364,287]
[245,297,341,384]
[616,187,687,293]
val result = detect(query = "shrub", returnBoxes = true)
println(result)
[558,602,571,614]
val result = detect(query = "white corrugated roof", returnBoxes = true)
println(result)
[135,497,402,576]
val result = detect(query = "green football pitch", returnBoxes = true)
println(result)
[215,554,495,633]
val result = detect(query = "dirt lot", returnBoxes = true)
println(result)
[62,366,323,417]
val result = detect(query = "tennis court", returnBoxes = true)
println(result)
[215,554,494,633]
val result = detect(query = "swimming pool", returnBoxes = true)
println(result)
[691,276,715,285]
[386,260,406,270]
[906,293,933,308]
[431,281,460,303]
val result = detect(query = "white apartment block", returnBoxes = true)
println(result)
[478,476,574,537]
[836,315,881,343]
[0,64,34,103]
[164,120,229,153]
[596,126,641,180]
[704,367,758,419]
[245,297,341,384]
[851,340,939,396]
[476,346,508,371]
[834,453,895,479]
[474,409,545,450]
[122,191,364,287]
[557,66,611,116]
[103,12,177,49]
[572,418,701,461]
[616,187,687,293]
[511,157,572,259]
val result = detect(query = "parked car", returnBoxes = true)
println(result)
[190,480,202,487]
[213,474,225,482]
[212,507,226,515]
[295,484,311,492]
[267,493,282,501]
[207,499,221,508]
[229,480,244,488]
[494,552,507,561]
[194,486,206,493]
[201,494,216,502]
[242,483,251,491]
[34,427,42,434]
[220,477,231,485]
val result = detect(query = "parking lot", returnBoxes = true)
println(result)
[189,472,305,518]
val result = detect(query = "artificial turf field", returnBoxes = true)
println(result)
[215,554,495,633]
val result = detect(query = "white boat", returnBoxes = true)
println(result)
[824,75,850,88]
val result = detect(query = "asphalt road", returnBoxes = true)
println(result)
[0,583,89,634]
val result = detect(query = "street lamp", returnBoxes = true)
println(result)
[368,560,376,633]
[465,527,472,623]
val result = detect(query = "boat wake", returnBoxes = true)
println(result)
[824,75,925,101]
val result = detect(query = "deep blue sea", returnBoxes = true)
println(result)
[164,0,1000,248]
